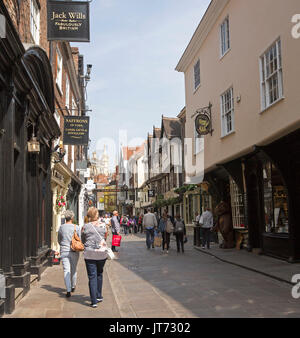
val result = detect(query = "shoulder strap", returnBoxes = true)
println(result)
[91,223,104,241]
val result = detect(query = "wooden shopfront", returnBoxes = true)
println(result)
[0,3,60,314]
[243,129,300,262]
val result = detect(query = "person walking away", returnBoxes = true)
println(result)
[158,212,167,253]
[104,214,111,239]
[199,208,214,249]
[58,210,80,298]
[174,214,186,253]
[164,213,174,253]
[142,208,158,249]
[81,207,108,308]
[121,215,129,235]
[134,214,139,233]
[111,210,121,252]
[128,216,135,234]
[138,213,144,233]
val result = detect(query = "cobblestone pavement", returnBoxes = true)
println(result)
[4,232,300,318]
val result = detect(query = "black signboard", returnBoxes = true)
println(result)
[47,1,90,42]
[63,116,89,145]
[148,190,155,198]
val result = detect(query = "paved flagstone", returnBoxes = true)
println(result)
[4,231,300,318]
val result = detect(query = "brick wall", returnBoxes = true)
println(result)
[3,0,85,173]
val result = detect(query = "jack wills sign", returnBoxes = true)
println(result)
[47,1,90,42]
[63,116,90,145]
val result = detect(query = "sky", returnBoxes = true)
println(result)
[72,0,211,170]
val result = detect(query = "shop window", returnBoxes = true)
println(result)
[263,161,289,234]
[229,176,245,229]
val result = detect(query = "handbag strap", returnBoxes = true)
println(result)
[91,222,104,242]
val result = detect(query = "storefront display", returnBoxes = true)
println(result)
[229,176,245,229]
[263,161,289,234]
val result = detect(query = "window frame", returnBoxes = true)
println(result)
[193,59,201,91]
[65,75,70,111]
[260,38,283,111]
[194,124,204,155]
[220,87,234,137]
[30,0,40,45]
[220,16,230,58]
[56,47,63,92]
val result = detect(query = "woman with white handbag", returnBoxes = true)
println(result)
[81,207,111,308]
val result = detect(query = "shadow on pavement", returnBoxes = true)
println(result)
[40,284,91,307]
[105,232,300,318]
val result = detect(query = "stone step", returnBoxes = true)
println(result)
[14,274,39,306]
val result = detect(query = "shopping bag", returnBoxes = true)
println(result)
[154,235,162,247]
[112,234,122,247]
[107,248,116,260]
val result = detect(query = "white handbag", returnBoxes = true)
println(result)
[106,248,116,260]
[91,223,114,259]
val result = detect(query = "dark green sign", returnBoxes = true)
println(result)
[63,116,90,145]
[47,1,90,42]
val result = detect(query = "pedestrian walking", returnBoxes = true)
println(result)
[104,213,111,239]
[58,210,80,298]
[158,213,167,252]
[121,215,129,235]
[199,207,214,249]
[158,211,174,253]
[111,210,121,252]
[173,214,186,254]
[128,216,135,234]
[81,207,108,308]
[142,208,158,249]
[138,213,144,233]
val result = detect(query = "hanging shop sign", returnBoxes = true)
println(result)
[47,1,90,42]
[63,116,90,145]
[148,190,155,198]
[194,103,213,136]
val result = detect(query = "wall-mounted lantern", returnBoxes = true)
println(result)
[27,124,40,154]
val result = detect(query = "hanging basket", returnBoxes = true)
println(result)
[56,195,66,212]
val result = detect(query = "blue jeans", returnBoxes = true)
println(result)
[122,225,128,235]
[61,251,79,292]
[145,228,154,249]
[84,259,107,305]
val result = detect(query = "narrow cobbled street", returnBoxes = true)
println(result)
[4,233,300,318]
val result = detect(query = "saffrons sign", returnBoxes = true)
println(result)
[47,1,90,42]
[63,116,90,145]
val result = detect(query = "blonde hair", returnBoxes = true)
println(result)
[87,207,99,222]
